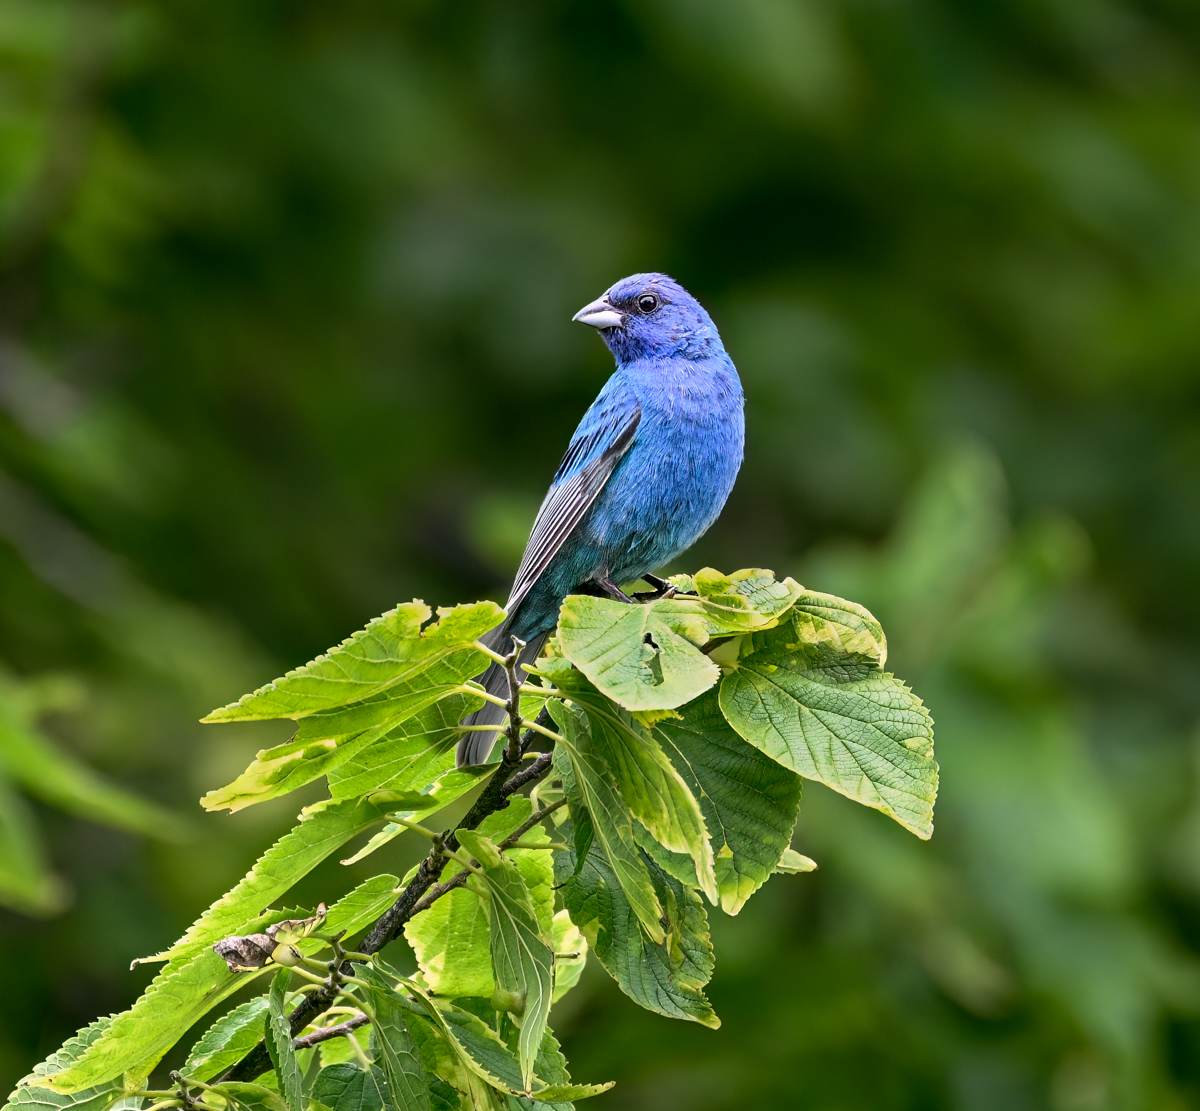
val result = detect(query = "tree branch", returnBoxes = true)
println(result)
[218,661,557,1084]
[406,796,567,917]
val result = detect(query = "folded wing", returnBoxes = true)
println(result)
[505,404,641,613]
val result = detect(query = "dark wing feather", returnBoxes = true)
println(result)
[505,405,641,613]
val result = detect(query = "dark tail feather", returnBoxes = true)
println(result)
[456,629,550,767]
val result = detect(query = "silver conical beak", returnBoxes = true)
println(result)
[572,297,625,329]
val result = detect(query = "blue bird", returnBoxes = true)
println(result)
[456,273,744,766]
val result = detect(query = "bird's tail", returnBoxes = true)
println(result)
[456,627,550,767]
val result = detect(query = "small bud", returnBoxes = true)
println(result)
[271,943,303,967]
[490,988,526,1016]
[268,903,328,947]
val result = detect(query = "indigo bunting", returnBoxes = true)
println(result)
[456,273,744,766]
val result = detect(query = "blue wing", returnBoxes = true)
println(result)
[505,401,641,613]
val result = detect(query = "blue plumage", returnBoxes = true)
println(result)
[456,273,744,765]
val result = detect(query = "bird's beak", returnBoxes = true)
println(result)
[572,297,625,330]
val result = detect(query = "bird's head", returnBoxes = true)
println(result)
[572,273,723,362]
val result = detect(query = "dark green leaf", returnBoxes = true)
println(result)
[545,701,664,943]
[652,690,802,914]
[402,1014,468,1111]
[408,988,526,1095]
[555,820,718,1029]
[311,1065,389,1111]
[498,1023,613,1110]
[551,746,591,877]
[559,680,716,903]
[719,614,937,838]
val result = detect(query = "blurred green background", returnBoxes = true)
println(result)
[2,0,1200,1107]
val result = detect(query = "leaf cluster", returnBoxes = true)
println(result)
[5,569,933,1110]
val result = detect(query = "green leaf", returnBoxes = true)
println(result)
[546,701,664,944]
[555,595,716,712]
[200,603,503,812]
[311,1065,389,1111]
[209,1082,290,1111]
[4,1017,141,1111]
[183,996,269,1082]
[559,679,716,904]
[338,767,487,868]
[718,615,937,838]
[404,801,553,1000]
[790,590,887,665]
[455,831,554,1090]
[774,848,817,873]
[327,696,476,800]
[402,1014,469,1111]
[555,819,718,1029]
[203,602,502,723]
[552,569,804,714]
[501,1025,612,1107]
[675,567,805,634]
[202,669,487,814]
[407,989,602,1103]
[550,746,592,878]
[359,965,432,1111]
[320,875,400,943]
[409,988,526,1095]
[333,699,491,869]
[138,796,393,966]
[41,948,273,1094]
[265,970,304,1111]
[549,911,587,1005]
[404,884,491,1000]
[651,690,802,914]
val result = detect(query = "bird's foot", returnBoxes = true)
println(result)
[632,573,679,602]
[597,576,637,604]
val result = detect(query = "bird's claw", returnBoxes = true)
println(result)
[632,584,677,603]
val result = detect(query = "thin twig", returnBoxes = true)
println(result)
[406,797,568,917]
[502,636,526,763]
[292,1012,370,1050]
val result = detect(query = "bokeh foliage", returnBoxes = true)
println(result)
[1,0,1199,1107]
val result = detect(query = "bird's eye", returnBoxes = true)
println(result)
[637,294,659,314]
